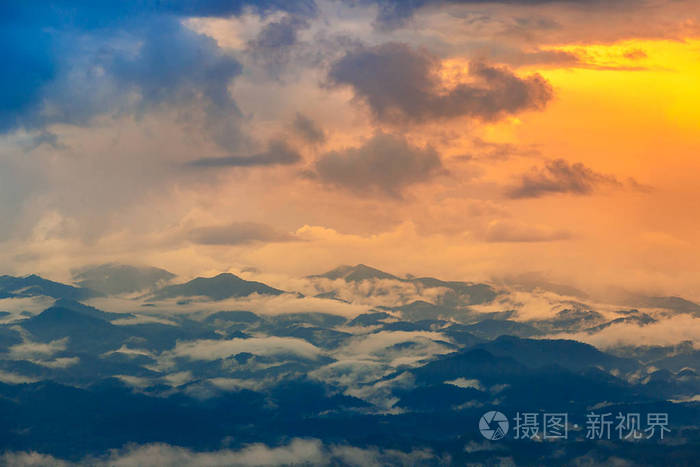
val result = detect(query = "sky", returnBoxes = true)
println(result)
[2,0,700,300]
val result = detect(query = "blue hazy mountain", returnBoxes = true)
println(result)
[0,274,95,300]
[19,306,131,353]
[309,263,401,281]
[150,272,284,300]
[471,335,637,372]
[0,266,697,465]
[72,263,176,295]
[311,264,499,305]
[635,295,700,317]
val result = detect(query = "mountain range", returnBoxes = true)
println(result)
[0,263,697,465]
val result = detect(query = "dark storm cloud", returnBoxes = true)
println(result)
[328,43,552,124]
[187,141,302,168]
[250,14,309,49]
[158,0,318,17]
[247,15,311,78]
[109,18,242,112]
[358,0,613,29]
[293,113,326,144]
[0,1,317,135]
[506,159,624,199]
[312,132,445,197]
[189,222,297,245]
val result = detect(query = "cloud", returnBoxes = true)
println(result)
[331,331,453,367]
[624,48,648,60]
[484,219,571,242]
[0,156,44,240]
[549,314,700,349]
[292,113,326,144]
[358,0,618,29]
[8,338,68,359]
[111,316,178,326]
[189,222,298,246]
[506,159,626,199]
[86,293,369,320]
[187,141,301,168]
[72,263,175,295]
[0,1,320,145]
[0,296,54,320]
[302,275,452,307]
[312,132,444,197]
[328,42,552,123]
[21,131,66,152]
[497,49,580,68]
[169,336,323,361]
[445,377,484,390]
[6,336,80,369]
[1,439,436,467]
[247,15,311,78]
[460,138,540,161]
[0,371,39,385]
[106,440,326,467]
[0,6,244,142]
[30,357,80,369]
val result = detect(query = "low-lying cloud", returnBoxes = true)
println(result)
[169,337,323,361]
[1,439,437,467]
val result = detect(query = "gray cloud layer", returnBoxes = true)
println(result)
[247,14,311,79]
[507,159,625,199]
[312,132,444,197]
[293,113,326,144]
[360,0,615,29]
[187,141,302,168]
[189,222,297,246]
[328,42,553,123]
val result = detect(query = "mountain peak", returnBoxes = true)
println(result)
[0,274,94,300]
[311,264,399,282]
[72,263,175,295]
[150,272,284,301]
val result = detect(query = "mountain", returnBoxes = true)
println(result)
[471,335,637,372]
[408,277,498,305]
[309,264,400,282]
[0,266,698,465]
[528,308,606,333]
[72,263,175,295]
[311,264,498,305]
[459,319,541,339]
[0,274,95,300]
[387,300,474,322]
[150,273,284,301]
[19,306,129,353]
[636,296,700,317]
[52,298,132,321]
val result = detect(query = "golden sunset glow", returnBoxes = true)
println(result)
[3,2,700,464]
[1,1,700,299]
